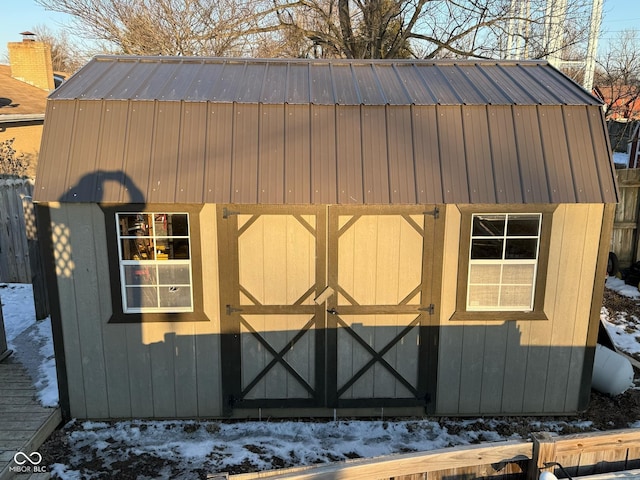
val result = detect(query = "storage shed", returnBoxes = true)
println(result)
[33,56,618,420]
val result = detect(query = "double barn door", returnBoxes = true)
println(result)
[218,205,439,414]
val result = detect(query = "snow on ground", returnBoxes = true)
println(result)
[1,280,640,479]
[602,277,640,358]
[0,283,58,406]
[45,416,593,479]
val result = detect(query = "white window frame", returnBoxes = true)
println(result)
[466,213,542,312]
[115,212,194,314]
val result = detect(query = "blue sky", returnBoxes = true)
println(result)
[0,0,638,62]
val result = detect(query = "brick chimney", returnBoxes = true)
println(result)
[8,31,55,91]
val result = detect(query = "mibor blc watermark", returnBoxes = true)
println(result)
[10,451,47,474]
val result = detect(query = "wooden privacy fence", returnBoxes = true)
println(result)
[0,176,48,319]
[612,168,640,268]
[228,429,640,480]
[0,176,33,283]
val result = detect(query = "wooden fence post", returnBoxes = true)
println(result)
[22,193,49,320]
[529,432,557,480]
[612,169,640,268]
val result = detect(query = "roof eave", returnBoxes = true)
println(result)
[0,113,45,124]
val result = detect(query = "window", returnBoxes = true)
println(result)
[116,212,193,313]
[453,206,554,321]
[467,213,541,311]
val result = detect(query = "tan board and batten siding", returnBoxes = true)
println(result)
[33,57,618,419]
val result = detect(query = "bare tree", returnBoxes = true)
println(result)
[31,25,86,74]
[35,0,594,60]
[272,0,594,59]
[595,29,640,122]
[34,0,282,57]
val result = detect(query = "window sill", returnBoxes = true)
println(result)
[449,310,548,322]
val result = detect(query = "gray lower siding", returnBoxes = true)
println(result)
[436,204,605,415]
[51,203,223,419]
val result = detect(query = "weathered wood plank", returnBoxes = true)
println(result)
[554,429,640,455]
[613,169,640,267]
[0,404,56,413]
[0,418,53,430]
[1,389,40,397]
[0,407,61,480]
[0,431,36,442]
[230,440,532,480]
[0,382,35,390]
[0,451,14,462]
[0,178,33,283]
[627,446,640,469]
[0,396,40,405]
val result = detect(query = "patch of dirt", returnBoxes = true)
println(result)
[38,288,640,478]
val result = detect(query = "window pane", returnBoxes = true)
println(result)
[500,285,533,308]
[153,214,168,236]
[126,286,158,309]
[472,215,505,236]
[124,265,158,285]
[169,214,189,236]
[159,286,192,308]
[468,285,499,308]
[120,239,139,260]
[119,213,153,237]
[158,264,191,284]
[505,238,538,259]
[471,239,503,259]
[502,264,535,284]
[123,265,157,285]
[172,238,190,259]
[469,264,501,284]
[121,238,155,260]
[507,215,540,236]
[155,238,190,260]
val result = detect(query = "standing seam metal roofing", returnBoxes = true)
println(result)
[49,56,601,106]
[35,56,617,205]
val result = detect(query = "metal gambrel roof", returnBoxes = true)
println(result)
[34,56,618,205]
[50,56,600,106]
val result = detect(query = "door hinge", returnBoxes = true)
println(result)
[226,304,243,315]
[419,304,435,315]
[424,207,439,219]
[223,207,240,219]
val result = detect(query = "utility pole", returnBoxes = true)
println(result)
[509,0,602,91]
[544,0,567,69]
[583,0,603,92]
[507,0,523,59]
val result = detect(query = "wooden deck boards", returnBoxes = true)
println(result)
[0,356,61,480]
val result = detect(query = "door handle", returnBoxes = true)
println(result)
[327,308,339,315]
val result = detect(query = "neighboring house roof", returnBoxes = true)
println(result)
[34,56,617,205]
[0,64,47,123]
[594,85,640,121]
